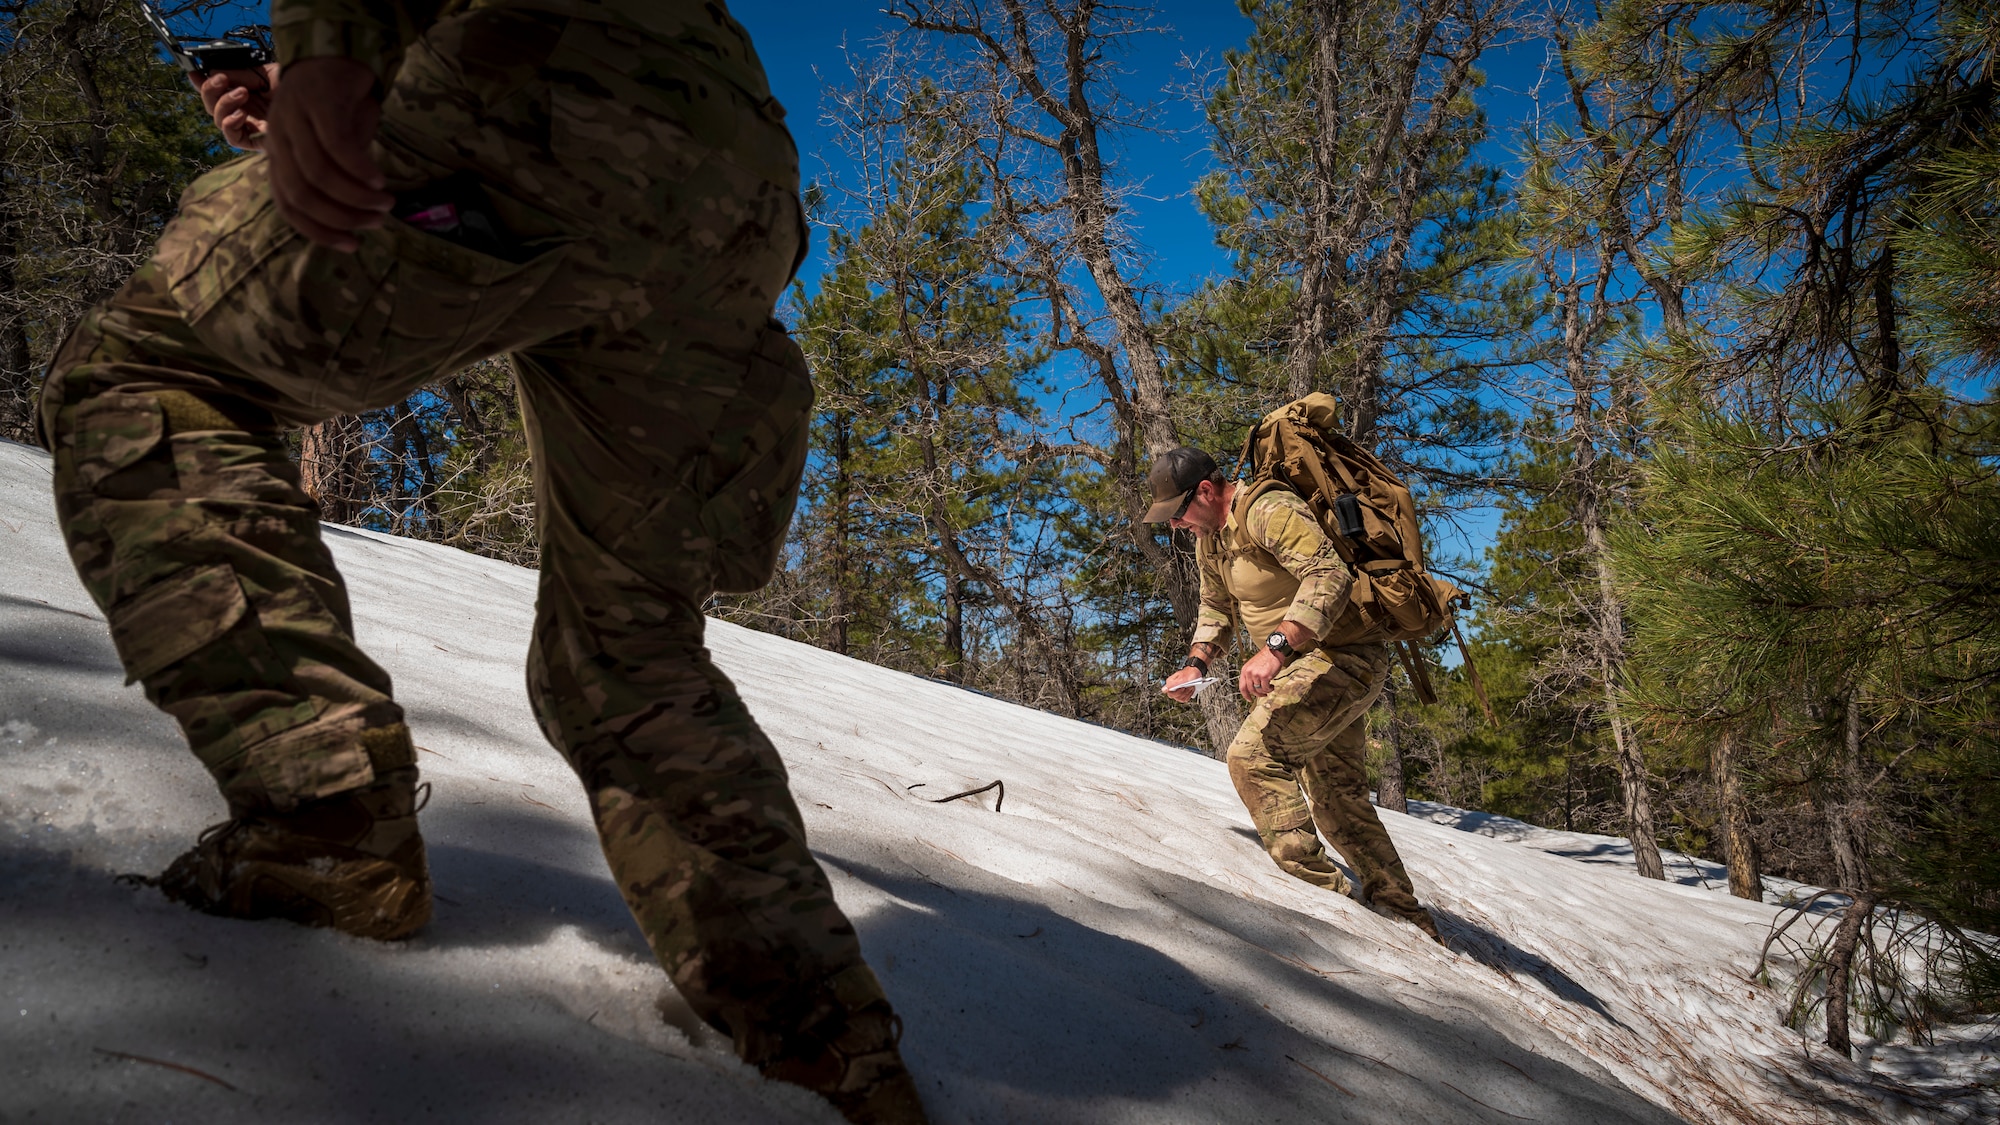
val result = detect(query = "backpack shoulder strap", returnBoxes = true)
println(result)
[1230,478,1293,528]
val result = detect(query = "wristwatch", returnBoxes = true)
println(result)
[1265,632,1297,661]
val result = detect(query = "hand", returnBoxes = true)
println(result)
[264,58,393,252]
[1163,666,1205,704]
[193,64,280,150]
[1239,648,1287,700]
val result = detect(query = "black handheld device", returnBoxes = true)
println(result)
[136,0,273,76]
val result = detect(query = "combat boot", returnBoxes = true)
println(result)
[1351,881,1443,943]
[1268,826,1355,895]
[760,997,927,1125]
[156,766,432,941]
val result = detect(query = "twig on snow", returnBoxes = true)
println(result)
[94,1048,237,1091]
[1442,1081,1533,1120]
[929,780,1004,812]
[1284,1054,1354,1096]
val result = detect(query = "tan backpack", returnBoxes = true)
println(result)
[1232,394,1473,703]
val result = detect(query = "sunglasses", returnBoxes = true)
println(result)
[1171,486,1198,522]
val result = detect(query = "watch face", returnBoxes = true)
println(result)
[1266,632,1290,651]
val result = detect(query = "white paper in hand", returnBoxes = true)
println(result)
[1165,676,1218,696]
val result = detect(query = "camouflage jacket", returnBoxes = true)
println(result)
[272,0,776,107]
[1191,489,1354,654]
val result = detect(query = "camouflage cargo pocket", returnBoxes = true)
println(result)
[64,392,166,490]
[106,563,251,684]
[699,321,813,594]
[234,700,375,810]
[156,156,571,414]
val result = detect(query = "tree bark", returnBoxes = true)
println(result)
[1822,890,1877,1058]
[298,416,368,525]
[1712,729,1764,900]
[1196,659,1244,760]
[0,81,33,443]
[1375,678,1409,813]
[826,405,854,656]
[1580,390,1664,880]
[943,566,965,683]
[1828,694,1872,893]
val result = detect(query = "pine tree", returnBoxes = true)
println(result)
[1,0,223,441]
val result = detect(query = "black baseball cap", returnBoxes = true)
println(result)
[1143,447,1219,523]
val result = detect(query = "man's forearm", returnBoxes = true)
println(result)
[271,0,447,87]
[1272,620,1316,653]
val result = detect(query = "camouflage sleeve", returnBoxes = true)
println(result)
[1245,491,1352,640]
[1190,538,1236,652]
[272,0,449,85]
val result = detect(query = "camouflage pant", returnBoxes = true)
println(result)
[38,6,880,1061]
[1226,645,1429,924]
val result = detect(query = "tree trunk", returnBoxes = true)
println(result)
[298,415,367,525]
[1375,677,1408,813]
[1197,663,1244,760]
[1609,710,1666,880]
[1589,496,1663,880]
[1829,694,1872,893]
[1568,280,1664,881]
[1712,729,1764,900]
[1822,890,1878,1058]
[826,407,854,656]
[1284,0,1345,400]
[0,118,34,444]
[943,566,964,683]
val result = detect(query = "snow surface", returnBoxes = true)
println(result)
[1,438,1991,1124]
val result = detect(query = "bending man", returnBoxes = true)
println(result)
[1152,447,1439,940]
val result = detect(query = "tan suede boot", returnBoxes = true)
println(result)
[760,997,928,1125]
[751,964,928,1125]
[156,766,432,941]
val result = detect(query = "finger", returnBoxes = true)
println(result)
[238,114,269,149]
[272,176,360,251]
[268,136,361,251]
[277,169,383,242]
[197,72,229,114]
[199,69,257,100]
[222,113,265,151]
[304,98,390,200]
[271,120,391,228]
[287,123,392,214]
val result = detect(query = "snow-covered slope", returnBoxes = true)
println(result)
[0,439,1986,1124]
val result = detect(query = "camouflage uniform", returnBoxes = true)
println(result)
[1194,490,1434,932]
[39,0,917,1113]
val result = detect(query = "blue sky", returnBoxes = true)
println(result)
[732,0,1255,291]
[733,1,1555,292]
